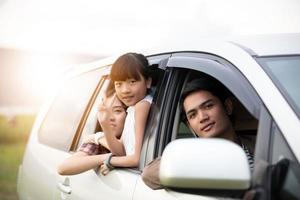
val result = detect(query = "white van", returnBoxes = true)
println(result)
[17,34,300,200]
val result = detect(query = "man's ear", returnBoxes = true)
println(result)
[146,77,152,89]
[224,98,233,115]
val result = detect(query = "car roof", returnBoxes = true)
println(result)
[68,33,300,75]
[143,33,300,57]
[228,33,300,56]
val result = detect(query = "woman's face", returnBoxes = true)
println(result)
[100,94,126,138]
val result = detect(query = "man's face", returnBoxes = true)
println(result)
[183,90,232,138]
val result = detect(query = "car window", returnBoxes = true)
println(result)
[176,122,194,139]
[175,70,258,140]
[258,56,300,118]
[38,69,103,151]
[77,64,166,169]
[79,78,111,146]
[168,53,261,119]
[271,124,297,164]
[269,123,300,200]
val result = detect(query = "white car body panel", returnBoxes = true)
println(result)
[18,106,138,200]
[54,170,138,200]
[133,178,217,200]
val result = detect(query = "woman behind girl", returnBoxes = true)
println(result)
[57,85,127,175]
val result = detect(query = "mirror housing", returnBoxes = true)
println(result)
[159,138,251,190]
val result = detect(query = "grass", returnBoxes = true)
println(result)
[0,115,35,200]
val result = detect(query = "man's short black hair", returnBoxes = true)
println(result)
[180,76,232,121]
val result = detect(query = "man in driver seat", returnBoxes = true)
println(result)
[142,76,255,190]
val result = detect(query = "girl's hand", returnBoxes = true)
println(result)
[100,163,111,176]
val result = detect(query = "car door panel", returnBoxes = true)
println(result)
[55,168,138,200]
[133,178,218,200]
[18,137,70,200]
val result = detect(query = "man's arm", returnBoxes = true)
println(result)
[141,157,164,190]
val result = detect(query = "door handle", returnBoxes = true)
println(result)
[57,182,72,194]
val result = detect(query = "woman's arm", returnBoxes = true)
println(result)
[57,152,109,175]
[109,100,151,167]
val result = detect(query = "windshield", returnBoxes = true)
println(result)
[258,56,300,117]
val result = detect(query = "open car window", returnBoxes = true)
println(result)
[175,70,258,141]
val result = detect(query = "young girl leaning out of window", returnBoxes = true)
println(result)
[99,52,153,175]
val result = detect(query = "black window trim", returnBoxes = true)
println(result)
[167,52,262,119]
[141,68,187,168]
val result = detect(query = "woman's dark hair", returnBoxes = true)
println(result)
[180,76,233,121]
[110,53,151,82]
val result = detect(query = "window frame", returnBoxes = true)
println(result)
[37,67,109,151]
[164,52,262,144]
[168,52,262,118]
[155,52,275,196]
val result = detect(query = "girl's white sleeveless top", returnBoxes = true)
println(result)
[122,95,152,156]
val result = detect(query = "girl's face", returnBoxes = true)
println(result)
[114,74,151,106]
[101,95,127,138]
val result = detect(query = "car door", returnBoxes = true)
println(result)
[53,76,139,200]
[134,66,208,200]
[133,52,264,199]
[17,67,109,200]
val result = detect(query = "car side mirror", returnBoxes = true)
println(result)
[159,138,251,190]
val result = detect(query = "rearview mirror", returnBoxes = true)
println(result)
[159,138,251,190]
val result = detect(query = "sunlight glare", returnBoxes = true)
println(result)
[21,53,66,101]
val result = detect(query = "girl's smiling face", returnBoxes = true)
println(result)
[114,74,151,106]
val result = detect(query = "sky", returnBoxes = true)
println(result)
[1,0,300,56]
[0,0,300,111]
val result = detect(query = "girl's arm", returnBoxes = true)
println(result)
[57,152,109,175]
[109,100,151,167]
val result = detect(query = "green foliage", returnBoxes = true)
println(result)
[0,115,35,200]
[0,115,35,144]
